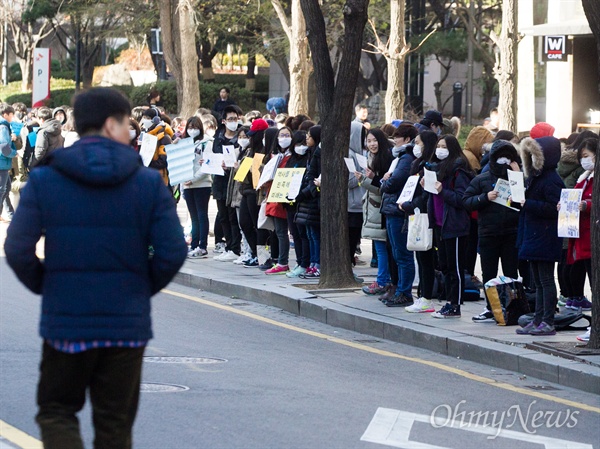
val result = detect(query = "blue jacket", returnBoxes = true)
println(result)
[516,137,564,262]
[0,119,17,170]
[380,147,415,217]
[427,158,472,239]
[4,136,188,341]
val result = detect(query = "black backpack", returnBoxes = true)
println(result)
[22,124,40,170]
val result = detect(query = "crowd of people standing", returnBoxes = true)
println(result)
[0,91,594,341]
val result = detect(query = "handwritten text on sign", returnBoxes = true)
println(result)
[267,168,306,202]
[558,189,582,238]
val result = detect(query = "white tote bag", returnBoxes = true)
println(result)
[406,208,433,251]
[257,200,275,231]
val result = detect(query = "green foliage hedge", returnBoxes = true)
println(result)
[1,79,269,115]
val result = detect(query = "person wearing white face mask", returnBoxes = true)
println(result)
[562,137,597,314]
[263,126,295,275]
[463,140,522,323]
[212,105,243,261]
[128,119,140,151]
[282,130,311,278]
[181,116,213,259]
[236,121,270,268]
[422,135,475,319]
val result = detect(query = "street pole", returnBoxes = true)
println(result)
[466,0,474,125]
[2,22,8,86]
[75,26,81,90]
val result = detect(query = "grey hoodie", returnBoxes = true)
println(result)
[32,119,65,167]
[347,121,366,213]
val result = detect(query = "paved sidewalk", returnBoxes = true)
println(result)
[175,251,599,395]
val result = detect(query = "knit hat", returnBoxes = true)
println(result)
[530,122,555,139]
[424,110,443,126]
[142,107,159,119]
[246,118,269,136]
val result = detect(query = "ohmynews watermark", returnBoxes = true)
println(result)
[430,400,580,439]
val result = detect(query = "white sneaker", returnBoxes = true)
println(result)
[213,242,226,254]
[405,298,435,313]
[216,251,239,262]
[233,253,252,265]
[577,327,590,342]
[187,248,207,259]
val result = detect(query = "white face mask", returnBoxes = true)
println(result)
[128,130,137,141]
[278,137,292,149]
[238,138,250,149]
[435,147,449,160]
[140,119,152,130]
[496,157,511,165]
[187,129,201,138]
[412,144,422,159]
[206,129,215,137]
[581,156,595,171]
[225,121,238,132]
[295,145,308,156]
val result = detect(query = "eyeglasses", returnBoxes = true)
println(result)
[279,133,291,138]
[225,117,238,122]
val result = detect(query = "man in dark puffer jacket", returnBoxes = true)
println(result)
[4,88,187,449]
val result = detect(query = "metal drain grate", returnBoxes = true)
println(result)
[140,382,189,393]
[144,356,227,364]
[354,339,382,343]
[525,385,561,391]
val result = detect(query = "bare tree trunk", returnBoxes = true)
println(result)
[246,50,256,91]
[494,0,518,132]
[581,0,600,349]
[200,37,215,82]
[301,0,370,287]
[160,0,199,115]
[385,0,406,122]
[178,0,200,116]
[478,64,496,119]
[19,55,32,92]
[286,0,310,115]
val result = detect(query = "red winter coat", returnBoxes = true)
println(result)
[567,172,593,264]
[265,154,291,219]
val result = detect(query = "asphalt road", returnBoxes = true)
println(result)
[1,259,598,449]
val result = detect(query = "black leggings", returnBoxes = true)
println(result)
[239,192,259,257]
[564,259,592,298]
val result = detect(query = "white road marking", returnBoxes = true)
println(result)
[360,407,592,449]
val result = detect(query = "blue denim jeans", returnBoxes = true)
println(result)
[386,215,415,297]
[0,169,10,217]
[307,225,320,267]
[273,217,289,266]
[184,187,211,250]
[374,239,390,286]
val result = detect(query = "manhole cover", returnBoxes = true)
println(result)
[525,385,561,391]
[144,356,227,364]
[140,382,189,393]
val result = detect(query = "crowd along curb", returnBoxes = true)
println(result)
[173,268,600,395]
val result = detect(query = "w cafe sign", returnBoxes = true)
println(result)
[543,35,570,62]
[32,48,51,107]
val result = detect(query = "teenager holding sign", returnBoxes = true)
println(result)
[423,135,474,318]
[399,130,438,312]
[463,140,521,322]
[357,129,394,295]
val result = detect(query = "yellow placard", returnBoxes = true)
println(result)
[234,157,253,182]
[252,154,263,189]
[267,168,306,203]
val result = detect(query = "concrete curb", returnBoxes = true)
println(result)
[173,268,600,395]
